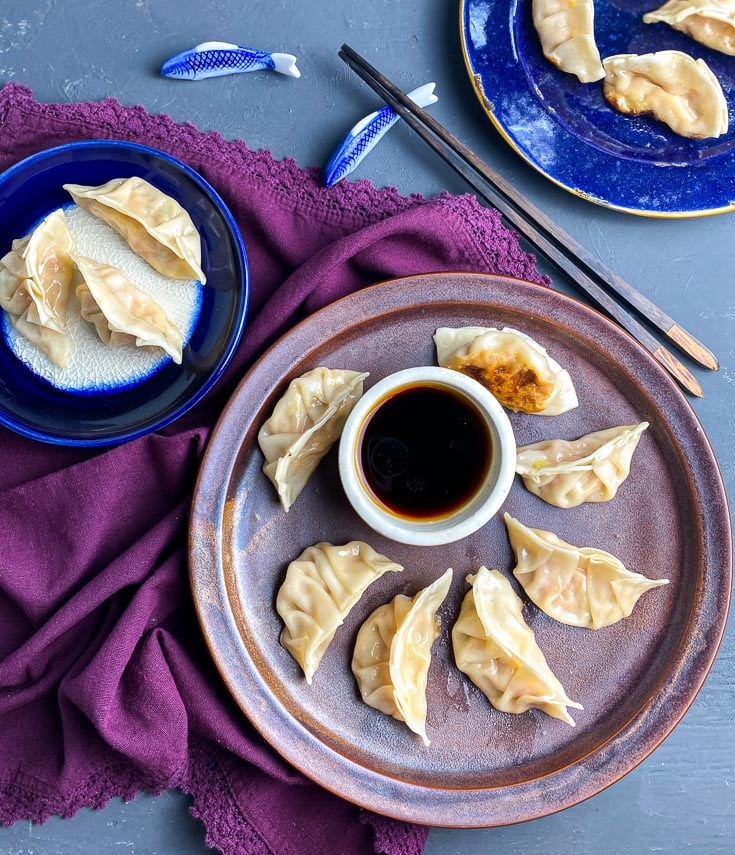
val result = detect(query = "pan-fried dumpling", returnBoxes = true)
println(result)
[452,566,582,725]
[64,177,206,282]
[0,209,75,368]
[258,367,369,511]
[602,51,728,139]
[644,0,735,56]
[74,255,184,364]
[515,422,648,508]
[532,0,605,83]
[434,326,577,415]
[505,513,670,629]
[351,568,452,745]
[277,541,403,684]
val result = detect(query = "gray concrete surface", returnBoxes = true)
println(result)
[0,1,733,853]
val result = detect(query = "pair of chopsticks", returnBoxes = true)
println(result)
[338,44,718,398]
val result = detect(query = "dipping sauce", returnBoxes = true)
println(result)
[359,383,492,520]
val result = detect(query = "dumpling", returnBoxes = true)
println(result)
[643,0,735,56]
[3,314,71,370]
[451,566,582,725]
[64,177,205,282]
[351,568,452,745]
[0,209,75,368]
[258,367,369,511]
[74,255,184,364]
[504,513,670,629]
[277,541,403,684]
[602,51,728,139]
[532,0,605,83]
[515,422,649,508]
[1,209,75,332]
[434,326,578,415]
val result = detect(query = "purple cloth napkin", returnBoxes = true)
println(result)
[0,83,548,854]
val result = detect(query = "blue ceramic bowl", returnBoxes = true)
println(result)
[0,140,249,446]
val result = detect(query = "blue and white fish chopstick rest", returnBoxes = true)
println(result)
[323,82,438,187]
[161,41,300,80]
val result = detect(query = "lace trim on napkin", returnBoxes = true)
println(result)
[0,82,547,286]
[0,760,174,826]
[360,811,430,855]
[185,739,429,855]
[184,739,278,855]
[0,741,428,855]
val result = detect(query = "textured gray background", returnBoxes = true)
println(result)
[0,0,733,853]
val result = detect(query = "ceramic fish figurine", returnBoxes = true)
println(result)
[323,82,438,187]
[161,41,300,80]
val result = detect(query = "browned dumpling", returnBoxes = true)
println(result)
[434,326,578,415]
[602,50,728,139]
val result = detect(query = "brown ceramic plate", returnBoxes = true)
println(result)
[189,273,731,827]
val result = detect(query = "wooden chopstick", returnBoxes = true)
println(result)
[338,44,713,397]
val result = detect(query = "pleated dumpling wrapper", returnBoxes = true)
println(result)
[0,208,75,368]
[74,255,184,364]
[258,367,369,511]
[515,422,649,508]
[532,0,605,82]
[602,51,728,139]
[64,177,206,283]
[277,541,403,685]
[352,568,453,746]
[643,0,735,56]
[505,513,670,629]
[434,326,578,415]
[452,566,582,725]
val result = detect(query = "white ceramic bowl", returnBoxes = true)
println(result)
[338,366,516,545]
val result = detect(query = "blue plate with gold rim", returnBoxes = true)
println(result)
[460,0,735,217]
[0,140,249,446]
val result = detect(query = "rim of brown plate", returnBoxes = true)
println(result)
[189,272,732,827]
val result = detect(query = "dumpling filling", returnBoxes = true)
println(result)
[434,326,578,415]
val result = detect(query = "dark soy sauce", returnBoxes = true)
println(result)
[359,383,492,520]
